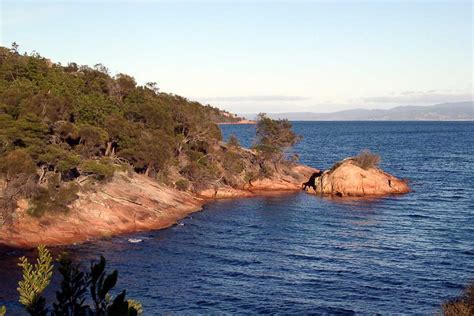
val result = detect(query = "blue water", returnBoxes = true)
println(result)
[1,122,473,314]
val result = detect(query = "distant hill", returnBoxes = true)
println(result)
[241,101,474,121]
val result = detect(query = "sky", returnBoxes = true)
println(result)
[1,0,472,113]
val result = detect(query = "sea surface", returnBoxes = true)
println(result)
[1,122,473,314]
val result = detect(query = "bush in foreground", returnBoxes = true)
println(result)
[11,245,143,316]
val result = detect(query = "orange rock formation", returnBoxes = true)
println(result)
[313,159,410,197]
[0,165,317,248]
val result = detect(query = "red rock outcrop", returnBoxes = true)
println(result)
[0,173,203,248]
[312,159,410,197]
[0,164,318,249]
[197,164,317,199]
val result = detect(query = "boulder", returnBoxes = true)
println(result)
[313,158,410,197]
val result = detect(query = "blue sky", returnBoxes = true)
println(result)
[1,0,472,113]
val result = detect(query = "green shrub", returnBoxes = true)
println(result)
[28,182,79,217]
[0,149,37,178]
[38,145,81,173]
[227,134,240,148]
[175,179,190,191]
[181,160,219,184]
[80,158,115,180]
[252,113,301,164]
[353,149,381,170]
[15,246,144,315]
[55,182,80,208]
[244,171,258,184]
[17,245,53,315]
[128,299,144,315]
[223,151,244,175]
[56,153,81,174]
[259,162,274,178]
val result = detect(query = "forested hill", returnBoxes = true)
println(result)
[0,46,256,217]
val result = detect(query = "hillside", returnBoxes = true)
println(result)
[241,101,474,121]
[0,46,315,241]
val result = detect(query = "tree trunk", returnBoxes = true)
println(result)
[105,141,113,156]
[38,165,47,184]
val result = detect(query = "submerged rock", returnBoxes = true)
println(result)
[312,158,410,197]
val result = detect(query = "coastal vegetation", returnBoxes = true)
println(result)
[253,113,302,169]
[9,245,143,316]
[0,44,301,223]
[353,149,381,170]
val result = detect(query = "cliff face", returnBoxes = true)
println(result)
[313,159,410,197]
[0,165,317,249]
[0,173,203,248]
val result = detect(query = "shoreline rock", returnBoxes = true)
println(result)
[0,158,410,249]
[0,165,317,249]
[310,158,410,197]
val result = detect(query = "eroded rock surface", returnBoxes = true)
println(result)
[0,173,203,248]
[312,158,410,197]
[0,165,318,248]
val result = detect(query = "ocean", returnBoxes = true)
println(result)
[1,121,473,314]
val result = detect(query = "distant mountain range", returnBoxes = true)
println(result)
[240,101,473,121]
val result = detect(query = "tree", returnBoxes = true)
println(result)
[0,45,264,215]
[253,113,301,167]
[11,42,19,54]
[144,82,159,94]
[227,134,240,148]
[0,148,36,180]
[114,73,136,101]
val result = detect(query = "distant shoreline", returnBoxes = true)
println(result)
[238,101,473,121]
[217,120,256,125]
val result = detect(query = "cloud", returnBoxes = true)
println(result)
[363,90,473,105]
[198,95,310,103]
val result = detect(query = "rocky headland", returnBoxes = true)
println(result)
[0,157,411,249]
[0,165,317,249]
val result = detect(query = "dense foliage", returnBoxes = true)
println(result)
[13,245,143,316]
[252,113,302,168]
[0,45,247,217]
[0,45,301,220]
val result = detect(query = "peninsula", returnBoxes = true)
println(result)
[0,47,409,249]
